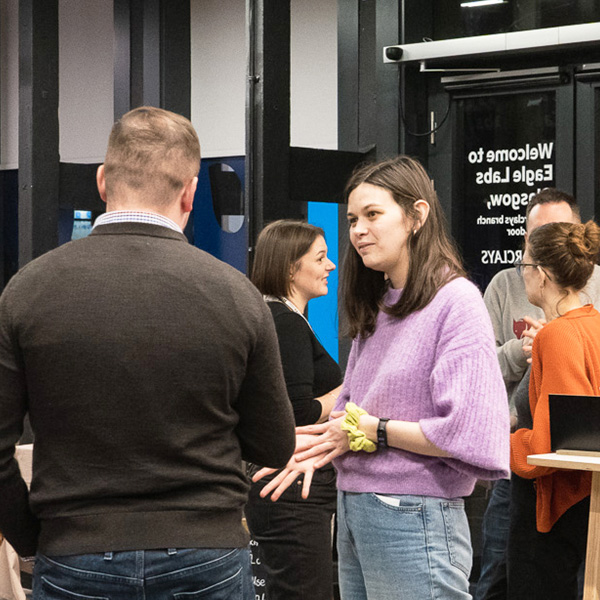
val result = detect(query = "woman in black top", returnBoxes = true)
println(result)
[246,220,343,600]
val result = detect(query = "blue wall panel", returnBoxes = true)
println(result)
[307,201,339,361]
[193,156,247,274]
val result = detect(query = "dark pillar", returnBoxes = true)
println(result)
[160,1,191,118]
[114,0,131,119]
[338,0,360,151]
[246,0,294,254]
[399,0,433,162]
[376,0,401,159]
[114,0,191,119]
[19,0,60,266]
[338,0,377,154]
[130,0,160,109]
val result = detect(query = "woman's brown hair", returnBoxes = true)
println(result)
[342,155,465,339]
[251,220,325,298]
[528,220,600,293]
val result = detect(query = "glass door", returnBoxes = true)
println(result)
[427,68,574,290]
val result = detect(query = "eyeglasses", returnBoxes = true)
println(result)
[513,261,553,281]
[513,262,539,277]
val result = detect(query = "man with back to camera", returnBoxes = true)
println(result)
[475,188,600,600]
[0,106,296,599]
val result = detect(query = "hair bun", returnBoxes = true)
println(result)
[528,219,599,291]
[566,225,586,258]
[582,220,600,263]
[567,221,600,262]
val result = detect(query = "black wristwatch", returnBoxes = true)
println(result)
[377,418,390,448]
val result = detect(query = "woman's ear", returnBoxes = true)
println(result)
[537,266,547,288]
[413,199,430,233]
[289,259,300,287]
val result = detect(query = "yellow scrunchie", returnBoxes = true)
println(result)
[341,402,377,452]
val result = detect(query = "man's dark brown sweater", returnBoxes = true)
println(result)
[0,222,295,557]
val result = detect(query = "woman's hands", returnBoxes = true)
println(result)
[521,316,546,363]
[251,434,327,501]
[252,413,350,501]
[252,407,452,501]
[294,412,349,468]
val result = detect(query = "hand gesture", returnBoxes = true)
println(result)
[295,412,349,468]
[251,434,326,501]
[521,316,546,363]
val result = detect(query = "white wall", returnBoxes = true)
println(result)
[58,0,114,163]
[291,0,338,150]
[190,0,247,158]
[190,0,337,158]
[0,0,114,169]
[2,0,337,167]
[0,0,19,169]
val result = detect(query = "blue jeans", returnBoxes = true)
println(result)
[475,478,511,600]
[337,491,472,600]
[33,547,254,600]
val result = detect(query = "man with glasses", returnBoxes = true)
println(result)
[474,188,600,600]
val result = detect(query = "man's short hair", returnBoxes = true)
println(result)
[103,107,201,207]
[525,188,580,222]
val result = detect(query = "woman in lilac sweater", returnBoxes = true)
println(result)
[256,156,510,599]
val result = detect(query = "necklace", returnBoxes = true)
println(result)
[263,295,314,332]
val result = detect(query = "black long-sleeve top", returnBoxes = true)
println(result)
[268,302,343,426]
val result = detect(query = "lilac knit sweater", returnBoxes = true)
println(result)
[333,277,510,499]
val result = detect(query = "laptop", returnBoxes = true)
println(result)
[549,394,600,456]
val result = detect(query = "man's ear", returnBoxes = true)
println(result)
[181,176,198,214]
[96,165,107,203]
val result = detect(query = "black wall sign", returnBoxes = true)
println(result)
[458,91,556,290]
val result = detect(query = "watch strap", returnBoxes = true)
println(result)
[377,418,390,448]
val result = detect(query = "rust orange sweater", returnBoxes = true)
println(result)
[510,305,600,533]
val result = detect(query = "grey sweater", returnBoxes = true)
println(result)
[0,223,295,557]
[484,264,600,409]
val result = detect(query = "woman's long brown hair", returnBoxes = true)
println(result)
[342,156,465,339]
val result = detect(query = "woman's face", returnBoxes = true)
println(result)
[347,183,413,288]
[291,235,336,303]
[522,249,543,307]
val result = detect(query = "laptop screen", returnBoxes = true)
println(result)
[549,394,600,453]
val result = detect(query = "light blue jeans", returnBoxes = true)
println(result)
[33,547,254,600]
[337,491,472,600]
